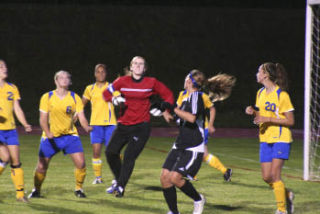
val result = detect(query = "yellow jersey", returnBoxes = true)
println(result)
[176,90,213,128]
[83,82,117,126]
[255,85,294,143]
[0,82,20,130]
[39,90,83,138]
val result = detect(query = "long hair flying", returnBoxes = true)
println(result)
[188,70,236,102]
[207,73,236,102]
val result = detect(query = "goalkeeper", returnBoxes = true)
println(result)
[102,56,174,197]
[245,62,294,214]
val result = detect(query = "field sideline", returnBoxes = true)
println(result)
[0,130,319,214]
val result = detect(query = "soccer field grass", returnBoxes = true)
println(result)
[0,135,319,214]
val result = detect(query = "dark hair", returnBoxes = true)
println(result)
[262,62,288,90]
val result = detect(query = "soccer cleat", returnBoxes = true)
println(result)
[16,196,29,203]
[28,189,41,198]
[92,177,103,184]
[193,194,205,214]
[114,185,124,198]
[74,189,86,198]
[286,189,295,214]
[223,168,233,182]
[167,211,180,214]
[275,210,287,214]
[106,180,117,194]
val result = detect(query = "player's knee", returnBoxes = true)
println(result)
[169,173,182,186]
[262,176,272,184]
[0,154,10,163]
[75,161,86,169]
[36,162,48,173]
[160,173,172,187]
[0,159,9,168]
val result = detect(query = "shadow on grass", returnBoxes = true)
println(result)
[221,181,269,190]
[143,186,162,191]
[28,204,92,214]
[76,197,164,213]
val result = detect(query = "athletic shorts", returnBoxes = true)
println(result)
[162,149,204,179]
[204,128,209,145]
[260,142,291,163]
[39,135,83,158]
[0,129,19,145]
[90,125,116,146]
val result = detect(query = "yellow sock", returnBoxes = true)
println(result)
[0,161,7,175]
[204,154,227,174]
[75,168,86,190]
[34,171,46,191]
[273,180,286,212]
[92,158,102,178]
[11,167,25,199]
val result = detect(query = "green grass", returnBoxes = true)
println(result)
[0,135,319,214]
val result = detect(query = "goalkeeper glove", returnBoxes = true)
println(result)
[112,96,126,106]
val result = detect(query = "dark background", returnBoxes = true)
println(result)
[0,1,306,128]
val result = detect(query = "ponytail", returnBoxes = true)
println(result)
[262,62,288,91]
[275,63,288,91]
[206,73,236,102]
[187,69,236,102]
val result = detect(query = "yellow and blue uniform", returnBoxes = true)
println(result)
[0,82,20,145]
[0,82,27,199]
[83,82,117,145]
[176,90,213,144]
[255,85,294,162]
[38,90,84,158]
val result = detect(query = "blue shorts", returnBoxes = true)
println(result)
[260,142,291,163]
[204,128,209,145]
[0,129,19,145]
[39,135,83,158]
[90,125,116,146]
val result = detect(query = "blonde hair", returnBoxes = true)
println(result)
[54,70,72,85]
[94,64,107,73]
[207,73,236,102]
[130,56,148,71]
[187,69,236,102]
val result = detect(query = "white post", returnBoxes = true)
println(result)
[304,3,313,181]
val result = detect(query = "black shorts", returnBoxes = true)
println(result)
[162,149,203,179]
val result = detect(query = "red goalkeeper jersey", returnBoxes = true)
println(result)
[103,75,174,125]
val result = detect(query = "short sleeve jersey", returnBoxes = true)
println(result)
[177,90,213,128]
[0,82,21,130]
[83,82,117,126]
[175,91,205,149]
[255,85,294,143]
[39,90,83,138]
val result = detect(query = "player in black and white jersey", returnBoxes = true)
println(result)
[160,70,207,214]
[160,69,236,214]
